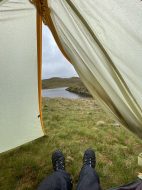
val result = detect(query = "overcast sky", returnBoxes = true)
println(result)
[42,25,78,79]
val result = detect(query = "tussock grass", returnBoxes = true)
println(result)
[0,98,141,190]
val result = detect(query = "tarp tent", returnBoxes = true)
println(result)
[0,0,141,188]
[32,0,142,139]
[0,0,142,151]
[0,0,44,153]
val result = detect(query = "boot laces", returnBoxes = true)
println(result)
[84,157,95,167]
[55,157,65,170]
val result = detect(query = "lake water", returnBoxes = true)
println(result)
[42,87,82,99]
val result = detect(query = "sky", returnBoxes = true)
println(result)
[42,25,78,79]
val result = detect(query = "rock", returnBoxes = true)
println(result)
[113,122,121,127]
[66,156,74,163]
[96,121,105,126]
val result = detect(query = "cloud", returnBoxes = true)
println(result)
[42,25,78,79]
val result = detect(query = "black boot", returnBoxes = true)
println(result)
[52,150,65,171]
[83,148,96,168]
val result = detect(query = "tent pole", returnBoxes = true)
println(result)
[37,11,44,133]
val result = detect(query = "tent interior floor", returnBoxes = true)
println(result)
[0,98,142,190]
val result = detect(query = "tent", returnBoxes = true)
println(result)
[31,0,142,139]
[0,0,142,154]
[0,0,141,188]
[0,0,44,153]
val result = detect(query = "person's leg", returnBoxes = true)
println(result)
[37,150,72,190]
[76,166,101,190]
[76,149,101,190]
[37,170,72,190]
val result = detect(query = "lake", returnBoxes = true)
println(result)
[42,87,82,99]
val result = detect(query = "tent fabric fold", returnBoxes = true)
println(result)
[33,0,142,138]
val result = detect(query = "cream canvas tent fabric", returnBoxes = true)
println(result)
[0,0,43,153]
[33,0,142,138]
[0,0,142,153]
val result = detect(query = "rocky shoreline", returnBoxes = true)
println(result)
[66,86,92,98]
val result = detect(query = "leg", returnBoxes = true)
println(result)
[37,170,72,190]
[37,150,72,190]
[77,166,101,190]
[76,149,101,190]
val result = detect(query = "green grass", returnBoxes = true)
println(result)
[0,98,142,190]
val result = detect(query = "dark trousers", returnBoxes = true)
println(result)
[37,166,101,190]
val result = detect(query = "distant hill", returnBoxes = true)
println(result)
[42,77,84,89]
[42,77,92,97]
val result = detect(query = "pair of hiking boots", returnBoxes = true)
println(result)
[52,148,96,171]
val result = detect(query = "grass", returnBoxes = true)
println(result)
[0,98,142,190]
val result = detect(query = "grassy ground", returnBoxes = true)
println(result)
[0,98,142,190]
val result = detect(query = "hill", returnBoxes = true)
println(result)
[42,77,92,97]
[42,77,84,89]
